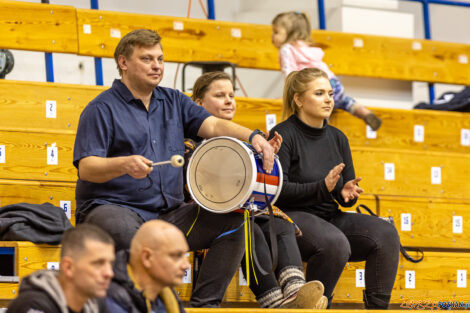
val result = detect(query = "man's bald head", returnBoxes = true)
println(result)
[129,220,190,289]
[130,220,184,255]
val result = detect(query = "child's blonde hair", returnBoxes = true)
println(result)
[282,68,329,121]
[272,11,314,46]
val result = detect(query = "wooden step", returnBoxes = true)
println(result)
[0,241,61,300]
[329,109,470,154]
[351,147,470,199]
[0,179,75,224]
[0,1,77,53]
[1,1,470,84]
[0,130,76,182]
[343,194,470,249]
[221,251,470,304]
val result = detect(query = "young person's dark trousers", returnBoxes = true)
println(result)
[241,217,303,298]
[79,202,245,308]
[287,210,400,308]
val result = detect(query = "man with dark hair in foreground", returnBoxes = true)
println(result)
[7,224,115,313]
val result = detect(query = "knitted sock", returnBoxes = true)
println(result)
[278,266,306,299]
[257,287,284,308]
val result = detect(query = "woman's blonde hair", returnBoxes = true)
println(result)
[282,68,329,121]
[272,11,314,46]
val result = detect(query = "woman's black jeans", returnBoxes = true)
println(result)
[287,210,400,308]
[241,216,303,298]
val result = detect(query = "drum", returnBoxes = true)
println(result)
[186,136,283,214]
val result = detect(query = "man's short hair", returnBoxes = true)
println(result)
[60,224,114,258]
[114,29,162,76]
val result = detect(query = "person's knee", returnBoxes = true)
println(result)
[273,219,296,235]
[210,213,245,243]
[84,206,142,250]
[331,233,351,264]
[316,232,351,265]
[376,221,400,253]
[214,212,245,234]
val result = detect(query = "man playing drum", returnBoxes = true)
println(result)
[73,29,275,308]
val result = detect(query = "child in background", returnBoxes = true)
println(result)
[271,11,382,130]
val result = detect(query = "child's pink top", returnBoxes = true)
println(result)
[279,40,335,79]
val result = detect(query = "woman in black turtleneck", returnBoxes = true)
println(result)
[269,68,400,309]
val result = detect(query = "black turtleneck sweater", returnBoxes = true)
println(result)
[270,114,357,220]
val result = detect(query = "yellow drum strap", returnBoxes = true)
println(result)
[186,205,201,237]
[244,210,258,286]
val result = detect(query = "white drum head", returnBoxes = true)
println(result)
[187,137,256,213]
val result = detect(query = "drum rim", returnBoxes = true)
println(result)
[186,136,257,213]
[270,156,284,206]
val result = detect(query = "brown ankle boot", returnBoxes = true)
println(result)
[280,280,325,309]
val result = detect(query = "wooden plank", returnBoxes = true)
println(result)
[351,147,470,199]
[0,1,468,84]
[0,130,76,182]
[313,31,470,85]
[330,108,470,154]
[187,311,447,313]
[173,252,193,301]
[1,123,469,199]
[0,80,104,133]
[0,283,18,301]
[0,241,60,277]
[15,242,61,277]
[223,268,256,303]
[334,251,470,303]
[1,79,468,155]
[0,1,78,53]
[232,98,282,134]
[76,9,277,70]
[76,8,470,85]
[0,179,76,224]
[222,251,470,304]
[344,195,470,250]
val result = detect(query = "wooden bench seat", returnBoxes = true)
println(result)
[1,80,469,304]
[0,241,61,300]
[2,80,469,154]
[74,8,470,85]
[330,109,470,154]
[0,130,76,182]
[1,1,470,84]
[0,241,191,301]
[185,307,444,313]
[351,147,470,199]
[220,251,470,304]
[0,80,103,133]
[3,127,469,199]
[0,1,77,53]
[343,194,470,249]
[336,251,470,303]
[0,179,75,223]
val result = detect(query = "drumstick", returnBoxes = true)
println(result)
[151,155,185,168]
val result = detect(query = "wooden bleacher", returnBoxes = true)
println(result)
[1,0,469,307]
[1,78,470,304]
[1,1,470,85]
[0,179,76,222]
[186,311,442,313]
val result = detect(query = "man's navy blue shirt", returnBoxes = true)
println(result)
[73,79,211,221]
